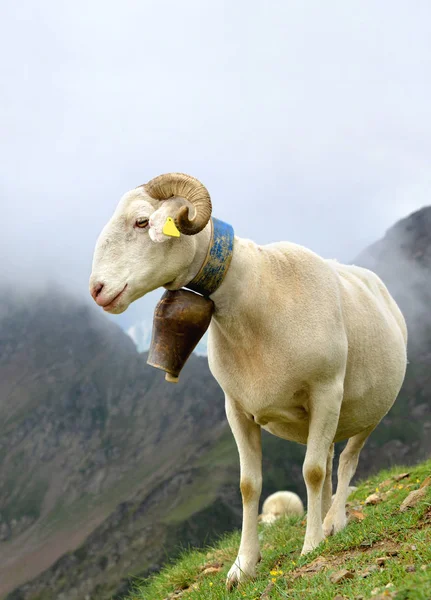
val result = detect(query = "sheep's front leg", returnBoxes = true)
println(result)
[301,383,342,555]
[225,398,262,590]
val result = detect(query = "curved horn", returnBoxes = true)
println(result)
[144,173,212,235]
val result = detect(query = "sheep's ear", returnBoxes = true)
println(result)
[148,208,173,243]
[162,217,181,238]
[148,199,186,243]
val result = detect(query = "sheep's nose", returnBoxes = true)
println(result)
[91,282,104,300]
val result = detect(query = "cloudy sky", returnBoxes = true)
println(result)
[1,0,430,330]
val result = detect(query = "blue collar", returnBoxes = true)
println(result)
[185,217,234,297]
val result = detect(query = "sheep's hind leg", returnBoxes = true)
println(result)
[225,398,262,590]
[301,384,342,555]
[323,427,373,537]
[322,443,334,520]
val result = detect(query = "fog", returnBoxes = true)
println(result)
[1,0,430,329]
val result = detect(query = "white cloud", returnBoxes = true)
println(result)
[1,0,430,328]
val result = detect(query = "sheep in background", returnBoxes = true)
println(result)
[259,491,304,524]
[90,173,408,590]
[260,486,355,525]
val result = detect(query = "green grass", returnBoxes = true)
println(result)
[126,459,431,600]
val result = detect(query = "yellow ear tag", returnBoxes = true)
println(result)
[162,217,181,238]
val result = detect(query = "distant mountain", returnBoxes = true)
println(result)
[0,293,227,600]
[127,319,209,356]
[2,206,431,600]
[355,206,431,469]
[126,319,153,353]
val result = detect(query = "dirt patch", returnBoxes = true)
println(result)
[287,539,402,582]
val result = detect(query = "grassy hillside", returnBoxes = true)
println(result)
[127,459,431,600]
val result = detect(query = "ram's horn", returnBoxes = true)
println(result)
[144,172,212,235]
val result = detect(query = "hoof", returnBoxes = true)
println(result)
[323,521,335,537]
[323,510,347,537]
[301,535,324,555]
[226,555,258,590]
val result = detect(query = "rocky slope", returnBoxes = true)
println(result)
[357,206,431,469]
[2,206,431,599]
[0,292,228,599]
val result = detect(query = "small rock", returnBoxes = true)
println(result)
[394,472,410,481]
[419,476,431,489]
[400,488,426,512]
[365,493,382,505]
[199,561,222,572]
[370,590,396,599]
[379,478,393,488]
[164,591,184,600]
[330,569,355,584]
[411,545,417,551]
[349,509,366,522]
[201,566,221,575]
[405,565,416,572]
[361,565,378,578]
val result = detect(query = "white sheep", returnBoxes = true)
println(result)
[259,486,355,525]
[90,173,407,590]
[259,491,304,524]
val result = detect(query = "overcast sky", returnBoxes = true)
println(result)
[1,1,430,329]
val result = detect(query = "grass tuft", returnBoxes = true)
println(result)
[127,460,431,600]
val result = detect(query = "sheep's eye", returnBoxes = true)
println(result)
[135,218,149,229]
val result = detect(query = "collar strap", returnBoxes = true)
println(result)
[185,217,234,297]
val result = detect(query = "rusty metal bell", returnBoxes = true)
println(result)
[147,289,214,383]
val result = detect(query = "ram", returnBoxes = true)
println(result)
[90,173,407,590]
